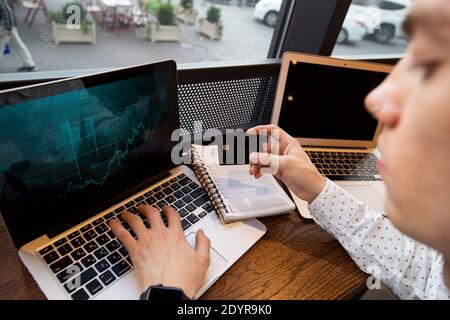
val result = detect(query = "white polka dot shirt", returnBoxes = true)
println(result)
[308,179,450,300]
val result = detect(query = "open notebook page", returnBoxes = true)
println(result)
[209,164,295,219]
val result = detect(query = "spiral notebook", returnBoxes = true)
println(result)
[191,144,295,224]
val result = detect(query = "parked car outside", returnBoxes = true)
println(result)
[337,9,368,44]
[351,0,412,43]
[254,0,410,45]
[253,0,282,27]
[254,0,368,45]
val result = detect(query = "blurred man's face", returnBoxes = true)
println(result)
[365,0,450,276]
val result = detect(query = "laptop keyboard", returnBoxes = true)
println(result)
[37,173,215,300]
[306,151,381,181]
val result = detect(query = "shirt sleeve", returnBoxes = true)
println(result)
[308,179,450,300]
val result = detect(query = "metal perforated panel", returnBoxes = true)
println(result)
[178,75,278,134]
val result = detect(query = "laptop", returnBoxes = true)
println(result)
[271,52,393,219]
[0,60,266,300]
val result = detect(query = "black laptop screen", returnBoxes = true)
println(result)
[0,61,179,248]
[278,61,387,141]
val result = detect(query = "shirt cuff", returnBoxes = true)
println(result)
[308,178,367,237]
[308,178,333,209]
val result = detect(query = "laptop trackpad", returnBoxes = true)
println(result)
[340,185,385,212]
[185,232,228,283]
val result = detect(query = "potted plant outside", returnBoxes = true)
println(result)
[177,0,198,25]
[142,0,161,16]
[146,2,181,43]
[198,6,223,40]
[50,2,96,45]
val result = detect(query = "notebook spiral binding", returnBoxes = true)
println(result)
[191,144,229,221]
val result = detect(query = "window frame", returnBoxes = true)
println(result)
[268,0,353,58]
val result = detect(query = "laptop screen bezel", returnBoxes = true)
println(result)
[271,52,393,149]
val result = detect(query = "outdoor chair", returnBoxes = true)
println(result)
[83,0,103,21]
[21,0,50,28]
[114,5,135,36]
[100,3,116,31]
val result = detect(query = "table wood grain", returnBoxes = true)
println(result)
[202,212,368,300]
[0,214,45,300]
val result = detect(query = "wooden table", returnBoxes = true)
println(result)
[0,209,367,300]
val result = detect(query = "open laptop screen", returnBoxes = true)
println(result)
[0,61,179,247]
[278,61,387,142]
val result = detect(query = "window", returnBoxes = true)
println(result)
[332,0,411,57]
[1,0,283,74]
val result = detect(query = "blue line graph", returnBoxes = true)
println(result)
[61,104,148,194]
[64,123,145,194]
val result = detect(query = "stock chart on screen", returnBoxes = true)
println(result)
[0,72,171,202]
[0,66,180,247]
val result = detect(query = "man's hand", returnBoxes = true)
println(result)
[5,29,12,37]
[247,124,326,203]
[109,204,211,299]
